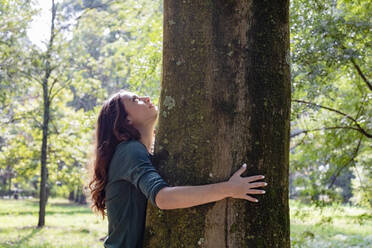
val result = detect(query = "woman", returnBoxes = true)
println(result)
[89,90,267,248]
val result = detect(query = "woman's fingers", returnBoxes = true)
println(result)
[247,182,267,188]
[247,189,265,194]
[244,195,259,202]
[233,163,247,177]
[246,175,265,183]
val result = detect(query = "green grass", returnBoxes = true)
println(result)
[290,199,372,247]
[0,198,107,248]
[0,198,371,247]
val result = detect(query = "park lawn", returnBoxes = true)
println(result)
[0,198,371,248]
[0,198,107,248]
[290,200,372,248]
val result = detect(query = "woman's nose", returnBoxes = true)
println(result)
[141,96,150,103]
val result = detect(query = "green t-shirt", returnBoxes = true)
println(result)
[104,140,169,248]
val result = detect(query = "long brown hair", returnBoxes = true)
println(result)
[89,90,141,217]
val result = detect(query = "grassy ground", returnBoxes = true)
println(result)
[0,198,370,248]
[0,198,107,248]
[290,200,372,247]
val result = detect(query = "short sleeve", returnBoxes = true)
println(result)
[118,141,169,207]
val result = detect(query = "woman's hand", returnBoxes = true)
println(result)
[225,163,267,202]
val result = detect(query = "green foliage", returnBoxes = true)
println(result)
[350,165,372,208]
[65,0,163,105]
[290,0,371,206]
[0,0,163,202]
[0,0,35,106]
[0,0,39,196]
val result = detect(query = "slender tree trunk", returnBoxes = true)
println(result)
[8,176,11,196]
[68,190,74,201]
[78,187,87,205]
[0,176,5,193]
[145,1,290,247]
[37,0,56,228]
[38,74,50,228]
[46,170,50,205]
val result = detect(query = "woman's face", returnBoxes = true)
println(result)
[120,92,158,127]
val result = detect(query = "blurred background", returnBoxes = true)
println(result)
[0,0,371,247]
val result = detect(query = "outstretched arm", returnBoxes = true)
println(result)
[155,163,267,210]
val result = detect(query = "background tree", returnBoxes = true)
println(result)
[0,0,37,196]
[289,0,371,206]
[0,0,164,225]
[145,1,291,247]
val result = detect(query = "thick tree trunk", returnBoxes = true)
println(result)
[145,1,290,247]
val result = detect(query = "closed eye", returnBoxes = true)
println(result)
[132,96,139,102]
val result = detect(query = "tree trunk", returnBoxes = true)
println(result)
[8,175,11,197]
[74,186,87,205]
[37,0,56,228]
[145,1,290,247]
[78,190,87,205]
[68,190,75,201]
[38,75,50,228]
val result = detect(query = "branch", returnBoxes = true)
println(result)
[290,132,308,151]
[0,117,22,125]
[75,0,119,23]
[49,79,72,103]
[351,162,370,203]
[0,40,11,46]
[48,77,59,97]
[327,135,363,189]
[1,110,42,126]
[49,0,57,52]
[19,71,42,86]
[290,126,361,138]
[49,118,59,135]
[350,58,371,91]
[337,41,372,91]
[293,99,372,138]
[354,102,364,121]
[30,115,43,128]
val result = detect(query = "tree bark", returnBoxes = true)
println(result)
[8,175,12,197]
[37,71,50,228]
[68,190,75,201]
[37,0,56,228]
[145,1,290,247]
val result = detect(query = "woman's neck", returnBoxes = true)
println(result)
[136,124,155,154]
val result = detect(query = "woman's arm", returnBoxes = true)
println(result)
[155,163,267,210]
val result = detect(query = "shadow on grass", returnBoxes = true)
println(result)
[0,199,92,216]
[0,227,41,248]
[0,209,91,216]
[50,202,87,207]
[0,199,88,208]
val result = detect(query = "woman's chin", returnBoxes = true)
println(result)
[152,108,159,120]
